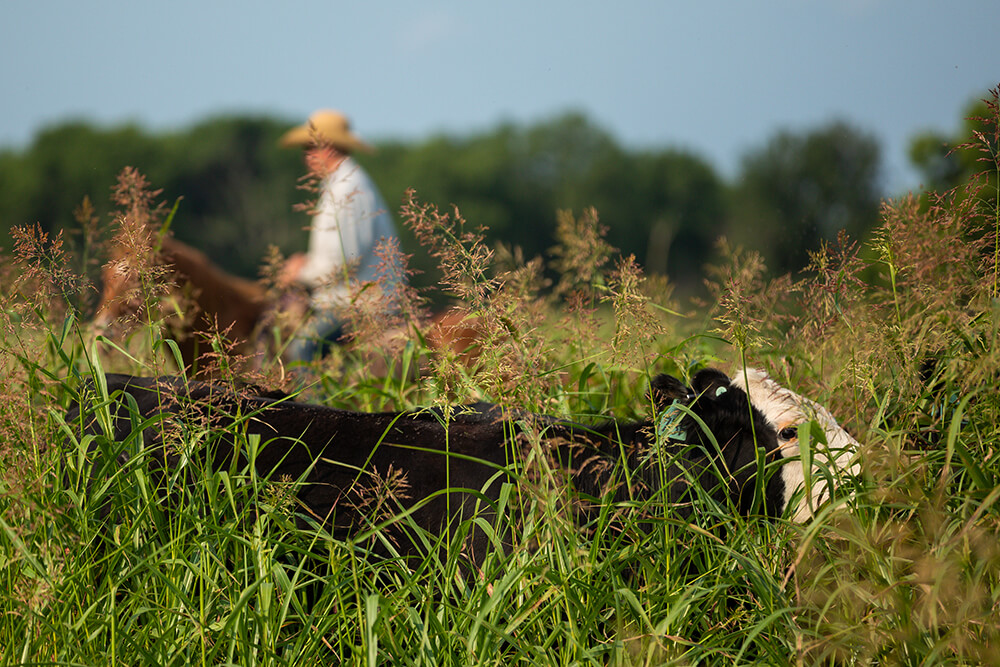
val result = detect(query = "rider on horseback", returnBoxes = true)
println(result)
[278,109,404,362]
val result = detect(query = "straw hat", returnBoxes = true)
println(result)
[279,109,374,153]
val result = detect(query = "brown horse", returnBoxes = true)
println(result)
[96,234,270,373]
[96,234,485,375]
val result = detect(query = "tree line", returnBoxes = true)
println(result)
[0,101,988,300]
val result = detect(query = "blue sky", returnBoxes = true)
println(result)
[2,1,996,193]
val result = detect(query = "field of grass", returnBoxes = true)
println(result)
[1,90,999,665]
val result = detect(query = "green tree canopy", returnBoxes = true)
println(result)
[364,113,724,290]
[0,122,163,237]
[909,92,998,205]
[727,120,883,274]
[0,117,303,278]
[2,111,897,298]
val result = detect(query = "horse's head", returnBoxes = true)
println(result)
[94,240,154,332]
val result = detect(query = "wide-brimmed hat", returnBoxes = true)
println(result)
[279,109,374,153]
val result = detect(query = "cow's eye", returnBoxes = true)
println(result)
[778,426,798,441]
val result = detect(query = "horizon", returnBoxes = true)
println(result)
[3,1,997,194]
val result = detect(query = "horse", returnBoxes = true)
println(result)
[96,234,269,373]
[95,233,486,375]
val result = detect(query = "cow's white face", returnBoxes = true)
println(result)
[731,368,860,522]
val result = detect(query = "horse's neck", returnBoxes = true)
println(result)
[159,236,205,274]
[159,237,265,305]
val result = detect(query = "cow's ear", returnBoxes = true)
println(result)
[691,368,733,400]
[649,374,694,411]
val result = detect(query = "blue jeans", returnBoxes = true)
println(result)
[285,309,347,362]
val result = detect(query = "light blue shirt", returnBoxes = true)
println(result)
[298,156,399,308]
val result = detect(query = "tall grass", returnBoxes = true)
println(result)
[1,87,1000,665]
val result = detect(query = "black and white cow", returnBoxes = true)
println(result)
[67,368,858,559]
[730,367,859,521]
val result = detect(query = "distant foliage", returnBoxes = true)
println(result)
[2,111,892,298]
[728,120,883,275]
[910,97,999,194]
[0,117,303,280]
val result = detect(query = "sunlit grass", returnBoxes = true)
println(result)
[2,87,1000,665]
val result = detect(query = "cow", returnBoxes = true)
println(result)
[66,367,858,561]
[731,368,860,522]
